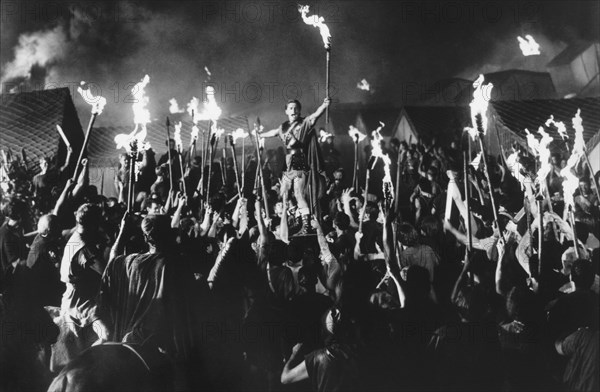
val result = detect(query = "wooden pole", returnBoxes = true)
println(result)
[228,135,242,199]
[325,46,331,123]
[72,112,98,181]
[165,117,174,194]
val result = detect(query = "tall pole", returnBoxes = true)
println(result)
[127,140,138,212]
[537,198,543,277]
[325,45,331,123]
[228,135,242,199]
[394,148,402,212]
[352,136,359,190]
[165,117,174,194]
[72,112,98,181]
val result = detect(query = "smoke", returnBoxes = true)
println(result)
[0,24,68,85]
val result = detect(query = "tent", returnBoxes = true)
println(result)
[547,41,600,98]
[0,87,84,174]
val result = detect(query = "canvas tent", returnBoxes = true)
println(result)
[547,41,600,98]
[0,88,84,174]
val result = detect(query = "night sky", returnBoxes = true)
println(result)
[1,0,598,128]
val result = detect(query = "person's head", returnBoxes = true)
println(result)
[288,240,304,264]
[298,266,318,292]
[571,259,595,290]
[453,284,488,322]
[285,100,301,122]
[37,214,60,239]
[420,215,441,238]
[399,141,408,152]
[75,203,102,230]
[364,202,378,222]
[119,153,127,166]
[4,198,27,225]
[579,178,590,193]
[333,212,350,231]
[141,214,172,250]
[426,167,438,182]
[166,138,175,150]
[551,153,561,166]
[506,286,535,323]
[147,193,163,215]
[397,222,419,247]
[333,168,344,182]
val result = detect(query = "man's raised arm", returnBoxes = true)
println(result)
[306,97,331,127]
[259,126,281,138]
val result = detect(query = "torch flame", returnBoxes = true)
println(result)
[545,115,568,140]
[190,125,199,145]
[77,82,107,115]
[114,74,150,151]
[525,128,540,155]
[506,150,525,187]
[348,125,367,143]
[174,121,183,152]
[370,122,394,196]
[357,79,370,91]
[470,74,493,136]
[169,98,184,114]
[560,109,586,209]
[187,97,200,124]
[517,35,541,56]
[534,127,554,194]
[298,5,331,48]
[191,86,222,122]
[319,130,333,142]
[232,128,249,143]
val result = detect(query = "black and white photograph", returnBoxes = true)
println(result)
[1,0,599,391]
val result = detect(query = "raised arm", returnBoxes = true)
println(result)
[305,97,331,127]
[259,127,281,138]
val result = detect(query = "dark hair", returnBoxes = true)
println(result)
[334,212,350,231]
[4,198,27,221]
[420,216,441,238]
[506,286,535,323]
[571,259,594,290]
[453,284,488,322]
[285,99,301,111]
[288,240,304,264]
[141,214,171,247]
[397,222,419,247]
[75,203,102,228]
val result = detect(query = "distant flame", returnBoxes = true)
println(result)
[77,82,107,115]
[114,74,150,151]
[545,115,568,140]
[191,86,222,123]
[169,98,184,114]
[357,79,370,91]
[469,74,493,135]
[204,66,211,77]
[560,109,586,208]
[298,5,331,48]
[232,128,249,143]
[319,129,333,142]
[212,126,225,142]
[517,35,540,56]
[174,121,183,151]
[348,125,367,143]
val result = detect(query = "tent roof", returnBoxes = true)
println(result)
[491,97,600,144]
[0,87,83,171]
[88,116,249,164]
[400,105,471,144]
[547,41,598,68]
[329,103,401,136]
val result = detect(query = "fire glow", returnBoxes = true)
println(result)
[298,5,331,48]
[469,74,493,136]
[77,82,107,115]
[348,125,367,143]
[357,79,370,91]
[370,122,394,196]
[517,35,541,56]
[319,130,333,142]
[174,121,183,152]
[231,128,249,143]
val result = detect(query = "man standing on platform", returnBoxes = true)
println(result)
[260,97,330,234]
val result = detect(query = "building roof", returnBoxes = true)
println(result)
[88,116,250,165]
[547,41,599,68]
[491,97,600,145]
[0,87,84,172]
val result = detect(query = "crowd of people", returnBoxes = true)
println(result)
[0,100,599,392]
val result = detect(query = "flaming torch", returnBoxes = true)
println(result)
[469,74,503,238]
[169,98,184,114]
[299,4,331,123]
[348,125,367,190]
[560,110,586,257]
[358,122,386,233]
[72,82,107,181]
[205,125,224,202]
[174,121,187,195]
[252,120,269,214]
[371,122,394,211]
[227,132,243,198]
[232,128,249,193]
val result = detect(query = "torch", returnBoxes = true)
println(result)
[252,123,269,215]
[127,139,138,212]
[232,128,249,195]
[165,117,174,194]
[173,121,187,196]
[299,5,332,122]
[72,83,107,181]
[227,134,242,199]
[348,125,366,191]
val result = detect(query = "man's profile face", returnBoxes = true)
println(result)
[286,102,300,122]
